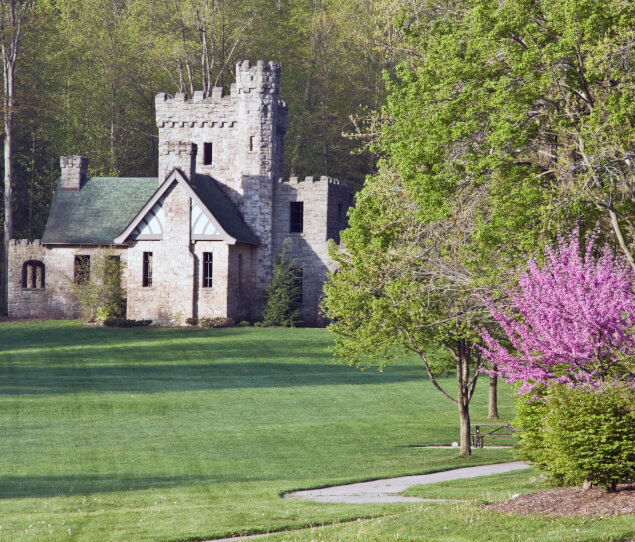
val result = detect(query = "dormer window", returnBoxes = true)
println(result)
[203,142,213,165]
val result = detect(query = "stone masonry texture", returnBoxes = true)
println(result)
[9,61,351,326]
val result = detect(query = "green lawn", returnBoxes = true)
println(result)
[263,469,635,541]
[0,321,630,541]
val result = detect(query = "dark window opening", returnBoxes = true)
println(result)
[203,142,213,165]
[22,260,45,289]
[291,267,303,303]
[74,255,90,284]
[203,252,213,287]
[143,252,153,287]
[249,135,255,152]
[289,201,304,233]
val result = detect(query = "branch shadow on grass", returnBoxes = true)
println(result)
[0,361,424,395]
[0,473,265,499]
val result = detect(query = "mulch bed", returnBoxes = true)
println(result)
[486,484,634,517]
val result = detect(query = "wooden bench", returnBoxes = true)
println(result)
[470,423,518,448]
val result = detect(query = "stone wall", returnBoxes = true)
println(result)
[126,182,195,325]
[8,240,128,319]
[155,61,288,307]
[272,176,352,326]
[226,244,255,321]
[192,241,230,319]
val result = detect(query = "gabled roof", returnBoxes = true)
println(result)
[42,177,158,245]
[191,174,259,245]
[114,169,259,245]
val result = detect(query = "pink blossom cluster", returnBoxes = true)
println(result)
[480,229,635,394]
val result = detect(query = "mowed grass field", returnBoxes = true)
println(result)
[0,321,631,541]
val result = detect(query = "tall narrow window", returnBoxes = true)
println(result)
[203,252,213,287]
[291,268,303,303]
[249,135,255,152]
[289,201,304,233]
[22,260,45,289]
[143,252,153,287]
[74,255,90,284]
[203,142,213,165]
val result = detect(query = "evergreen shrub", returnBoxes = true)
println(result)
[514,384,635,491]
[262,242,301,327]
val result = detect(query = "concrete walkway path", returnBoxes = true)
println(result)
[284,461,530,504]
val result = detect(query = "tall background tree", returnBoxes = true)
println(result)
[324,0,634,453]
[0,0,31,312]
[0,0,406,311]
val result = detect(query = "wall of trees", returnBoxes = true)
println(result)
[2,0,403,243]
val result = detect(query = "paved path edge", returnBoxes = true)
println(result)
[284,461,530,504]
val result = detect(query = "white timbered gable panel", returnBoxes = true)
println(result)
[191,201,223,240]
[131,197,166,240]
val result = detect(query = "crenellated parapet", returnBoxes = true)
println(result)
[11,238,44,247]
[277,176,350,187]
[235,60,281,95]
[155,91,239,129]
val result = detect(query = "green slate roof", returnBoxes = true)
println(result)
[42,177,159,244]
[192,174,259,245]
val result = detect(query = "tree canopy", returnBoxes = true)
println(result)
[324,0,634,455]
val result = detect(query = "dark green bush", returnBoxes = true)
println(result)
[185,317,198,326]
[103,318,152,328]
[262,243,301,327]
[514,384,635,491]
[238,320,251,327]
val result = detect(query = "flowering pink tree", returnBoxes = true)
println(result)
[480,230,635,394]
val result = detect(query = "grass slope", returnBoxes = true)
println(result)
[266,469,634,541]
[0,321,629,541]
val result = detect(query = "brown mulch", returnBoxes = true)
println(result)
[486,484,634,517]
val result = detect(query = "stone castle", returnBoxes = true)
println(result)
[8,61,353,326]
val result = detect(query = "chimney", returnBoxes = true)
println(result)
[159,141,197,187]
[60,156,89,191]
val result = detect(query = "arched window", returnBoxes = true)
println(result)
[22,260,45,289]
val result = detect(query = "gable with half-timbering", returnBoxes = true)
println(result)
[8,61,353,326]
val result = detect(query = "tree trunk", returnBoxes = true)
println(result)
[488,374,499,419]
[458,393,471,456]
[2,61,14,315]
[456,338,472,456]
[1,0,29,314]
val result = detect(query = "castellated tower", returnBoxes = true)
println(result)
[154,60,289,294]
[7,60,352,325]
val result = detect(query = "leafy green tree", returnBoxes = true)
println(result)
[325,0,634,454]
[262,242,301,327]
[0,0,33,312]
[71,248,126,323]
[324,169,491,456]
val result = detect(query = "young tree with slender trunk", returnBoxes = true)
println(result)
[323,170,493,456]
[0,0,30,312]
